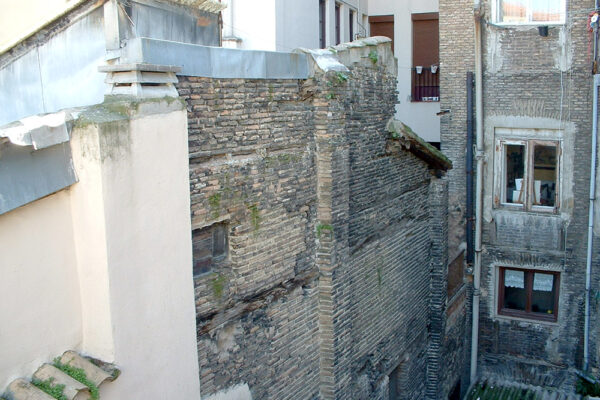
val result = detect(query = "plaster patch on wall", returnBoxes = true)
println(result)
[553,26,573,72]
[486,28,504,74]
[203,383,253,400]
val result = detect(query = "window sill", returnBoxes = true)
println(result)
[494,312,559,326]
[490,21,565,27]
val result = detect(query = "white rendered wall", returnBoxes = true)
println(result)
[223,0,368,51]
[369,0,440,143]
[0,190,83,390]
[70,103,200,399]
[223,0,277,51]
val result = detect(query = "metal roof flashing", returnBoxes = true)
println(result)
[0,110,78,215]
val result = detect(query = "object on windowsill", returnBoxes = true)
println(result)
[431,65,438,73]
[416,66,423,74]
[538,26,549,37]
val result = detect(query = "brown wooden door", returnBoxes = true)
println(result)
[369,15,394,53]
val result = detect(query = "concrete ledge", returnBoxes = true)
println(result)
[120,37,310,79]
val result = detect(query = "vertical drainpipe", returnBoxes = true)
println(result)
[466,73,474,268]
[470,0,484,384]
[584,2,599,370]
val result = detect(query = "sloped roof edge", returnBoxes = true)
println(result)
[386,119,452,171]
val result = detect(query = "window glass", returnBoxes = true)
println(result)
[533,144,557,207]
[531,272,555,314]
[497,0,564,23]
[531,0,563,22]
[505,144,525,204]
[499,0,527,23]
[192,223,228,276]
[503,269,526,311]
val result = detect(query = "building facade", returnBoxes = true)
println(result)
[441,0,600,392]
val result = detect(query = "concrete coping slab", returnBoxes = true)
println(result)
[98,63,182,73]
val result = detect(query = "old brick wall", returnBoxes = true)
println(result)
[177,76,321,399]
[438,0,475,395]
[177,39,454,400]
[441,0,600,391]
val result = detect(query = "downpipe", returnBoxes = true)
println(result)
[470,0,484,384]
[584,4,600,373]
[584,71,600,373]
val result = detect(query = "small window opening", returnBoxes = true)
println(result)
[319,0,326,48]
[389,364,402,400]
[349,9,355,41]
[192,223,228,276]
[335,3,341,45]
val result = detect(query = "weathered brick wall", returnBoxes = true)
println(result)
[177,76,321,399]
[441,0,600,391]
[438,0,475,395]
[178,39,454,400]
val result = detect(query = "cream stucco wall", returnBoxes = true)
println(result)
[0,0,87,53]
[0,189,83,390]
[0,99,201,399]
[369,0,440,143]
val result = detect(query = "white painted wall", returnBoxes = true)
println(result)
[0,101,200,399]
[369,0,440,143]
[70,103,201,399]
[223,0,369,51]
[0,190,83,390]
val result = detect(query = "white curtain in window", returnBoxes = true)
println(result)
[504,269,525,288]
[533,272,554,291]
[499,0,562,23]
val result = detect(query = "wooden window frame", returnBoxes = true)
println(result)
[497,267,560,322]
[496,138,561,213]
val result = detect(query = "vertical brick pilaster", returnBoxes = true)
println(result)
[426,176,450,399]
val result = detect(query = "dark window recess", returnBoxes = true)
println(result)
[369,15,394,53]
[349,9,355,41]
[412,13,439,102]
[319,0,326,48]
[389,364,402,400]
[192,223,228,276]
[498,267,559,322]
[335,3,341,45]
[447,251,465,299]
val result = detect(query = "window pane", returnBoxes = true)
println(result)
[499,0,527,23]
[533,144,557,207]
[193,228,213,276]
[503,269,526,311]
[505,144,525,204]
[531,273,556,314]
[531,0,562,22]
[213,224,227,258]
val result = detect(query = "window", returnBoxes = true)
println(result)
[369,15,394,53]
[447,251,465,299]
[411,13,439,102]
[497,139,560,212]
[493,0,566,24]
[335,2,341,45]
[192,223,228,276]
[498,267,559,322]
[389,364,402,400]
[319,0,326,48]
[349,9,355,41]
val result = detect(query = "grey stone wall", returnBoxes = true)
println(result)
[441,0,600,391]
[178,40,454,400]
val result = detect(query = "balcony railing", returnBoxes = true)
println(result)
[411,66,440,102]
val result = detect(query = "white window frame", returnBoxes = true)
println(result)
[492,0,566,25]
[495,138,561,213]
